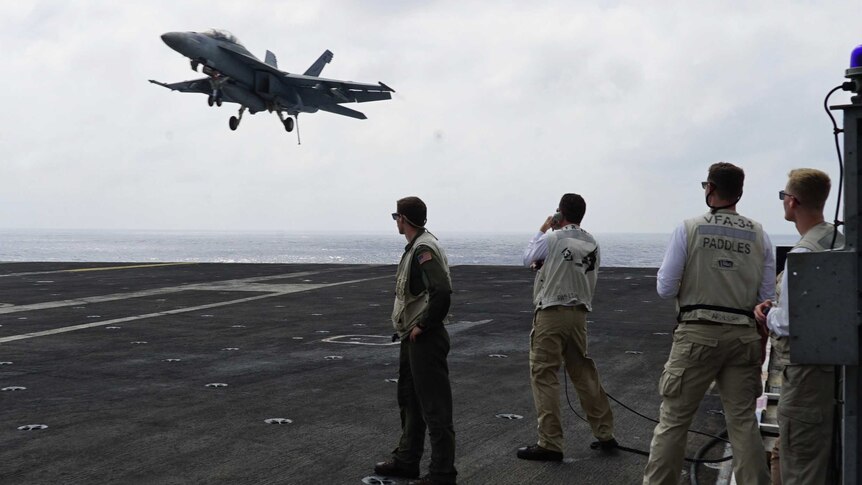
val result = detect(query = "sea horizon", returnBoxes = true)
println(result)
[0,228,802,268]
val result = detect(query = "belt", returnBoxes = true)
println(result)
[680,320,754,327]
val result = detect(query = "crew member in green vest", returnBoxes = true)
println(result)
[754,168,843,485]
[643,162,774,485]
[517,193,617,462]
[373,196,457,485]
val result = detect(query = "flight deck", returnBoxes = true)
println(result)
[0,263,728,484]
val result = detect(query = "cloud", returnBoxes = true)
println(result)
[0,0,858,237]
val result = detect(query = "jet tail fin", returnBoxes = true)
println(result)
[265,50,278,68]
[317,104,367,120]
[303,50,334,77]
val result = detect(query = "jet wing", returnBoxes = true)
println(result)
[149,78,211,94]
[284,74,395,104]
[215,44,395,104]
[149,78,243,107]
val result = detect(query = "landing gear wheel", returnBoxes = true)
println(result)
[229,116,239,131]
[216,97,223,107]
[284,117,294,132]
[207,95,214,107]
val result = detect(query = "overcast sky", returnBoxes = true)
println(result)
[1,1,859,236]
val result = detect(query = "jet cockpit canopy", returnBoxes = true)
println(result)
[202,29,243,46]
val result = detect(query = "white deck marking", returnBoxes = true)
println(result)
[320,320,495,347]
[0,276,387,344]
[0,271,326,315]
[446,319,493,335]
[0,263,195,278]
[322,335,398,346]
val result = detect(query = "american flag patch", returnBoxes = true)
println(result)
[417,252,433,264]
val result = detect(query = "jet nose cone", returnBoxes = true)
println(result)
[160,32,184,50]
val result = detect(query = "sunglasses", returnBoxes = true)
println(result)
[701,181,714,189]
[778,190,799,203]
[391,213,400,220]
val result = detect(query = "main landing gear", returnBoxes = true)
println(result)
[229,106,246,131]
[276,112,301,144]
[276,111,294,132]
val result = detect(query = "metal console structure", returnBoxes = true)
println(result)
[788,53,862,484]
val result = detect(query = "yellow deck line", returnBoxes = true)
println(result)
[64,263,195,273]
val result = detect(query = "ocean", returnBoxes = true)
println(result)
[0,230,802,268]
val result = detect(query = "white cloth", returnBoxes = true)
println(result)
[523,231,549,267]
[767,246,811,337]
[523,224,580,267]
[656,222,776,301]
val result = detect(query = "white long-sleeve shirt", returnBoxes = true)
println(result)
[523,230,551,267]
[656,222,776,301]
[766,246,811,337]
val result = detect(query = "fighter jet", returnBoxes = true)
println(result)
[149,29,395,143]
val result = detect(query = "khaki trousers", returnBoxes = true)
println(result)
[643,323,770,485]
[777,364,835,485]
[529,305,614,452]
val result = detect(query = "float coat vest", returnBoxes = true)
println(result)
[677,210,765,325]
[794,221,844,253]
[533,225,600,311]
[391,231,451,340]
[775,222,844,311]
[773,222,844,355]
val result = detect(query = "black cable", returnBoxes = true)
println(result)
[562,370,732,464]
[605,392,729,443]
[823,85,846,249]
[689,430,729,485]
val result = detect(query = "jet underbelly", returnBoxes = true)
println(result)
[222,85,266,113]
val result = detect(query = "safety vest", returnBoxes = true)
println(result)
[772,222,844,355]
[776,222,844,306]
[677,210,765,325]
[533,225,600,311]
[391,231,451,339]
[795,221,844,252]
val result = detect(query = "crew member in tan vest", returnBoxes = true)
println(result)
[754,168,843,485]
[643,162,774,485]
[517,193,616,462]
[373,196,457,485]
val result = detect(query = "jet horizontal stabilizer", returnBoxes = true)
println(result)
[317,104,367,120]
[352,91,392,103]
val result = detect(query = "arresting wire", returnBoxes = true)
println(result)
[562,372,732,464]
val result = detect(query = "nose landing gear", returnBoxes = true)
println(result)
[208,90,223,107]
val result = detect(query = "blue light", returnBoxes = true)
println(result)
[852,44,862,68]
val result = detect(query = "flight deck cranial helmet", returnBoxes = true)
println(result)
[396,196,427,228]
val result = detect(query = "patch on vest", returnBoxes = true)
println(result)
[561,248,573,261]
[712,258,738,271]
[417,252,433,264]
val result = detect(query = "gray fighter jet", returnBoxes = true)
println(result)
[149,29,394,143]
